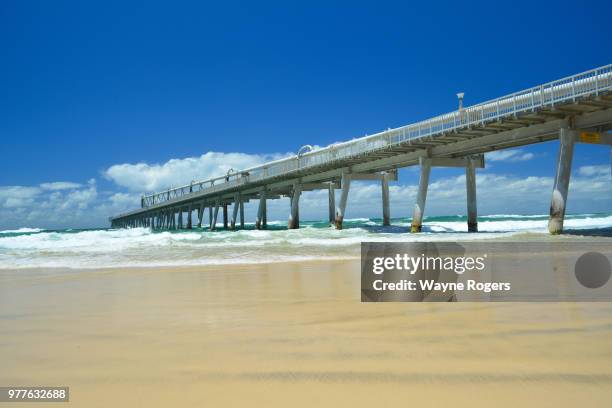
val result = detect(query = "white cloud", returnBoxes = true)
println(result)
[104,151,291,193]
[486,149,535,162]
[40,181,82,191]
[0,179,113,229]
[0,186,41,209]
[577,165,611,177]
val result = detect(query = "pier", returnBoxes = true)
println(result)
[111,64,612,234]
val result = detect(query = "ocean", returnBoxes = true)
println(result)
[1,213,611,269]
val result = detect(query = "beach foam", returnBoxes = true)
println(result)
[0,214,611,269]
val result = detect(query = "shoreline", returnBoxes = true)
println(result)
[1,231,612,272]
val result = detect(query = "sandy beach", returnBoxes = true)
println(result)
[2,258,612,407]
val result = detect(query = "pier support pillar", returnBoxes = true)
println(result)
[231,194,240,230]
[466,156,478,232]
[208,207,213,230]
[211,201,220,231]
[328,183,335,224]
[411,157,432,233]
[187,206,192,229]
[335,173,352,230]
[178,209,183,229]
[263,195,267,228]
[239,198,245,229]
[197,203,204,228]
[256,190,267,230]
[381,172,391,226]
[288,183,302,229]
[548,126,575,235]
[223,204,228,229]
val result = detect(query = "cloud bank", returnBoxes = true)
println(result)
[104,151,291,193]
[486,149,535,162]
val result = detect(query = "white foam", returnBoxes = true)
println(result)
[0,227,44,234]
[0,214,610,269]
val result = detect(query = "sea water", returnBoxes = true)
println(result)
[1,213,611,269]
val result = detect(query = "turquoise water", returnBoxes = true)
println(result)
[1,213,611,269]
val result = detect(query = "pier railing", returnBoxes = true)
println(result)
[140,64,612,209]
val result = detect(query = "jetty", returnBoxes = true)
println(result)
[110,64,612,234]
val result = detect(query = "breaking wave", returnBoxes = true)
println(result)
[0,213,611,269]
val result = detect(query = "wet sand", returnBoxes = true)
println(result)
[1,259,612,407]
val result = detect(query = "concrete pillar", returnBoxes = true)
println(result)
[223,204,228,229]
[288,183,302,229]
[328,183,335,224]
[208,207,213,230]
[211,201,220,231]
[187,205,193,229]
[197,203,204,228]
[411,157,432,233]
[263,195,267,229]
[231,194,240,230]
[381,172,391,226]
[466,156,478,232]
[548,127,575,234]
[178,209,183,229]
[256,190,267,230]
[239,199,245,229]
[335,173,352,230]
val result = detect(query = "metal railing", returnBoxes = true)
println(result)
[138,64,612,210]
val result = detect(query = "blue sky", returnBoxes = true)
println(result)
[0,0,611,229]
